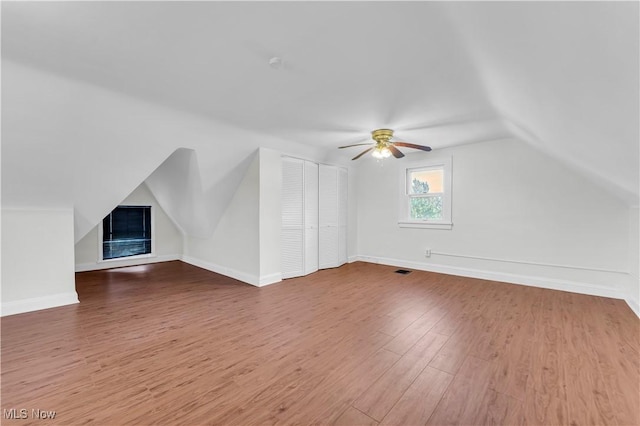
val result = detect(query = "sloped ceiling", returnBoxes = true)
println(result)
[442,2,639,204]
[2,1,638,237]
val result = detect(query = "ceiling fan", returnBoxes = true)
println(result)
[339,129,432,160]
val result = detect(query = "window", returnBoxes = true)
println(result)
[409,168,444,220]
[100,206,153,260]
[399,157,452,229]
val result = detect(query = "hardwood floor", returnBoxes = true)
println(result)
[1,261,638,425]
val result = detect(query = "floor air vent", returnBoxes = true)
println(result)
[395,269,412,275]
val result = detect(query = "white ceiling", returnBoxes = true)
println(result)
[2,1,638,212]
[1,2,516,145]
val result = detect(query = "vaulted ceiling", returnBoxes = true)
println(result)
[2,2,638,238]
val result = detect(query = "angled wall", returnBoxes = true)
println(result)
[2,60,183,241]
[1,60,326,244]
[443,1,639,206]
[2,59,326,312]
[144,148,209,237]
[183,151,261,284]
[182,148,290,287]
[74,182,183,272]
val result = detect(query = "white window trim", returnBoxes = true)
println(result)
[398,157,453,230]
[98,205,156,263]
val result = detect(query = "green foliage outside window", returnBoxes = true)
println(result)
[410,178,443,220]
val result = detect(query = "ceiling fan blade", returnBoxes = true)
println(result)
[352,147,373,160]
[393,142,432,152]
[388,145,405,158]
[339,143,373,149]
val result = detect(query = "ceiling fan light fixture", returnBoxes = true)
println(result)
[372,146,391,159]
[339,128,431,161]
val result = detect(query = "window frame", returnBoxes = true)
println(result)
[398,157,453,230]
[98,205,156,262]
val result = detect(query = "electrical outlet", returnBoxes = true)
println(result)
[425,249,431,257]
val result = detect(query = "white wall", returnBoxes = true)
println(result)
[74,182,183,271]
[144,148,210,237]
[259,148,283,285]
[182,148,349,287]
[626,208,640,315]
[2,59,328,312]
[183,152,261,284]
[2,60,327,244]
[355,138,630,298]
[1,209,78,316]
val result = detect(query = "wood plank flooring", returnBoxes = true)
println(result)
[1,261,638,425]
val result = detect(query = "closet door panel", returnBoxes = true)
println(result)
[282,158,304,228]
[281,158,305,278]
[319,164,338,227]
[283,160,347,276]
[305,228,319,275]
[319,164,343,269]
[304,162,319,275]
[338,226,347,266]
[282,229,304,279]
[319,226,339,269]
[304,162,319,228]
[337,168,348,265]
[319,164,338,269]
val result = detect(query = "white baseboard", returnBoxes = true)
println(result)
[353,255,623,300]
[626,273,640,318]
[1,291,79,317]
[75,254,181,272]
[626,297,639,318]
[168,256,281,287]
[259,272,282,287]
[77,254,281,288]
[181,255,261,287]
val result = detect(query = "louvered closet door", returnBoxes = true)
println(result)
[337,167,348,266]
[319,164,339,269]
[281,157,305,279]
[304,161,319,275]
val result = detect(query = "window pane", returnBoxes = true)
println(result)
[409,169,444,194]
[410,196,443,220]
[103,206,151,260]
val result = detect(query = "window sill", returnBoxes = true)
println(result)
[99,253,156,263]
[398,221,453,230]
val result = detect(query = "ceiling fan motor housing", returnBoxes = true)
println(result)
[371,128,394,144]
